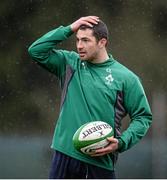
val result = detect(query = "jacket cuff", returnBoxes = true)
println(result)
[64,25,74,37]
[117,138,124,152]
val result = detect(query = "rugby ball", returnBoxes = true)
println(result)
[72,121,114,155]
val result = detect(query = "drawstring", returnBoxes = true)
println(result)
[85,165,88,179]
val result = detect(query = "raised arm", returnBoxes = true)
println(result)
[28,16,100,76]
[28,25,74,75]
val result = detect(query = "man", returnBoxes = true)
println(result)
[28,16,152,179]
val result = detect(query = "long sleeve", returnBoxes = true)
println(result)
[28,25,74,77]
[118,76,152,152]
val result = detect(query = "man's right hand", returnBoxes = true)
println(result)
[70,16,100,32]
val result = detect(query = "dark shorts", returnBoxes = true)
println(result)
[49,150,116,179]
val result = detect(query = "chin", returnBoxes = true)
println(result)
[80,55,94,62]
[80,56,87,61]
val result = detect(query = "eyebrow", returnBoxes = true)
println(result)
[76,37,90,41]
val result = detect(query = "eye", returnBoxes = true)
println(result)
[82,38,89,42]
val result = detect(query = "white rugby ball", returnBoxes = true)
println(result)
[72,121,114,155]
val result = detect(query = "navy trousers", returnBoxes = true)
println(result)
[49,151,116,179]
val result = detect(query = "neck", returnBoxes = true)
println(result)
[91,49,109,64]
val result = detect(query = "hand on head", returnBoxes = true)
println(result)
[71,16,100,32]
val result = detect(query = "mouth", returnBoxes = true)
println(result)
[78,52,86,58]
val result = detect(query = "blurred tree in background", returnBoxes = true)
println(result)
[0,0,167,135]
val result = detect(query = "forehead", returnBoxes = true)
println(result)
[76,29,94,39]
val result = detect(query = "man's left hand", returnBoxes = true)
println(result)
[91,137,119,157]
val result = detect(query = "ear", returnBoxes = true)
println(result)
[98,38,107,48]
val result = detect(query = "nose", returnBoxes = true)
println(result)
[77,41,83,50]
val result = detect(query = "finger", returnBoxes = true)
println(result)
[96,142,118,153]
[91,148,111,156]
[91,144,116,157]
[82,16,100,25]
[107,137,118,143]
[95,146,111,153]
[87,16,100,21]
[89,16,100,22]
[91,152,107,157]
[81,20,94,27]
[86,18,99,24]
[88,15,99,19]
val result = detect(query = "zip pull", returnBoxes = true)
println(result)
[81,61,86,69]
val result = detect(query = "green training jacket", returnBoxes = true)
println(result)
[28,25,152,171]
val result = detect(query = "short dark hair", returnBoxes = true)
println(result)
[79,20,109,42]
